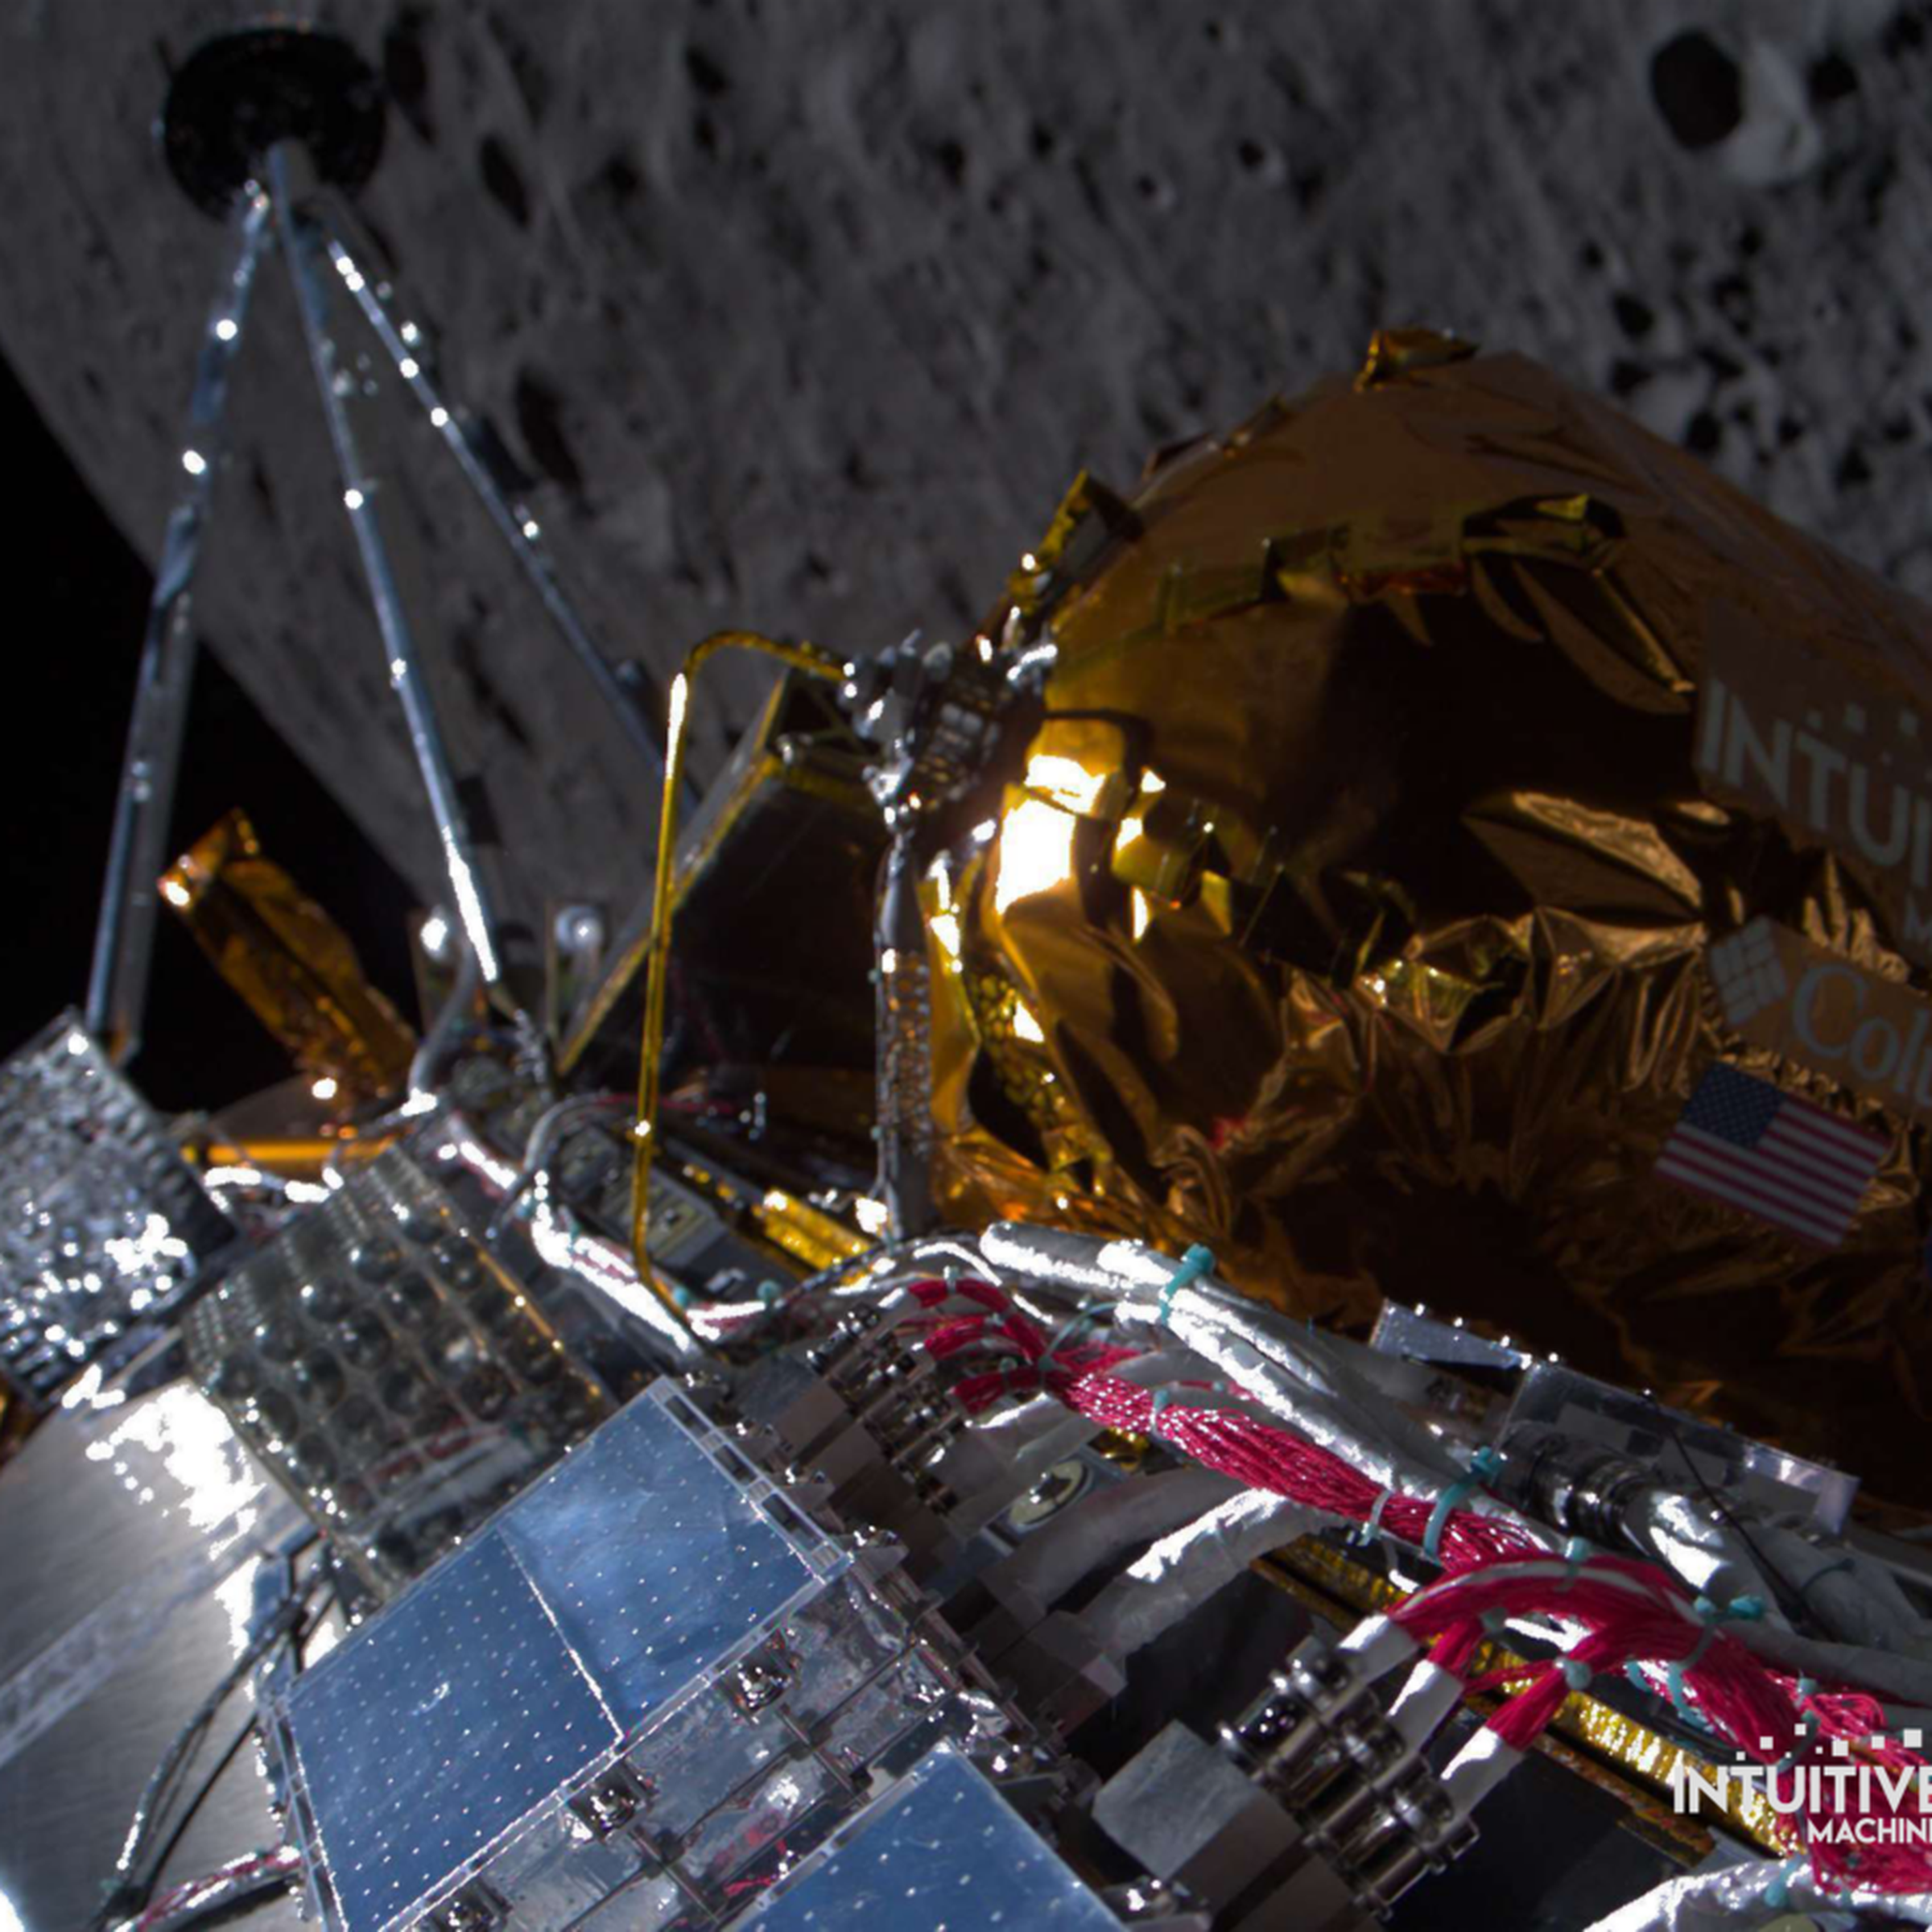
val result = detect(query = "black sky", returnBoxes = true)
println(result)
[0,349,416,1116]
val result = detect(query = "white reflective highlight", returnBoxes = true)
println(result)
[992,799,1076,914]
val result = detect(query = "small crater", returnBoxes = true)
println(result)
[1071,155,1108,226]
[592,149,642,208]
[1864,150,1898,222]
[479,135,530,226]
[513,370,585,494]
[1684,410,1723,454]
[1612,294,1655,340]
[685,46,730,96]
[486,10,551,122]
[250,456,277,525]
[1882,7,1927,59]
[451,610,533,753]
[1650,31,1744,149]
[1807,50,1860,103]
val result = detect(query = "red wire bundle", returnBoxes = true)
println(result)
[1397,1558,1932,1897]
[906,1275,1534,1571]
[898,1274,1932,1899]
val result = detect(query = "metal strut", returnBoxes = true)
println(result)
[88,23,675,1068]
[270,142,518,1008]
[85,188,273,1060]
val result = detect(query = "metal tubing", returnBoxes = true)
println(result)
[873,824,936,1236]
[312,204,679,796]
[270,147,513,998]
[626,631,847,1318]
[85,188,274,1061]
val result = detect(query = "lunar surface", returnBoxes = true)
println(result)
[2,0,1927,939]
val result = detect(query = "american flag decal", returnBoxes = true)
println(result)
[1657,1064,1886,1249]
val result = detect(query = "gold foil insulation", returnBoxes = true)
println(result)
[927,330,1932,1505]
[162,808,416,1103]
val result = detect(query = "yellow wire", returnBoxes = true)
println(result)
[629,631,850,1320]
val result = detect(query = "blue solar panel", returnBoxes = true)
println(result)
[497,1389,811,1727]
[744,1746,1120,1932]
[280,1385,840,1929]
[285,1529,619,1929]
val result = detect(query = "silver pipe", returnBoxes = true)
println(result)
[1084,1489,1323,1659]
[977,1223,1468,1492]
[270,147,514,1000]
[106,1595,302,1897]
[318,929,485,1192]
[312,202,679,798]
[1581,1856,1932,1931]
[405,929,485,1104]
[873,825,936,1237]
[484,1091,632,1240]
[127,1848,302,1932]
[86,188,274,1061]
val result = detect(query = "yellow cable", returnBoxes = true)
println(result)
[629,632,850,1319]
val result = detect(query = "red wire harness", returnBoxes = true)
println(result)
[902,1274,1932,1899]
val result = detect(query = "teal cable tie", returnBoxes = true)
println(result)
[1763,1855,1807,1913]
[1353,1484,1398,1548]
[1556,1537,1590,1594]
[1666,1596,1761,1732]
[1422,1447,1500,1562]
[1156,1245,1216,1321]
[1038,1305,1100,1374]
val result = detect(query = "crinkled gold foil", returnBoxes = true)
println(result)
[929,330,1932,1505]
[163,809,416,1103]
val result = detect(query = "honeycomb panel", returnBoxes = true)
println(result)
[186,1144,608,1589]
[0,1012,230,1404]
